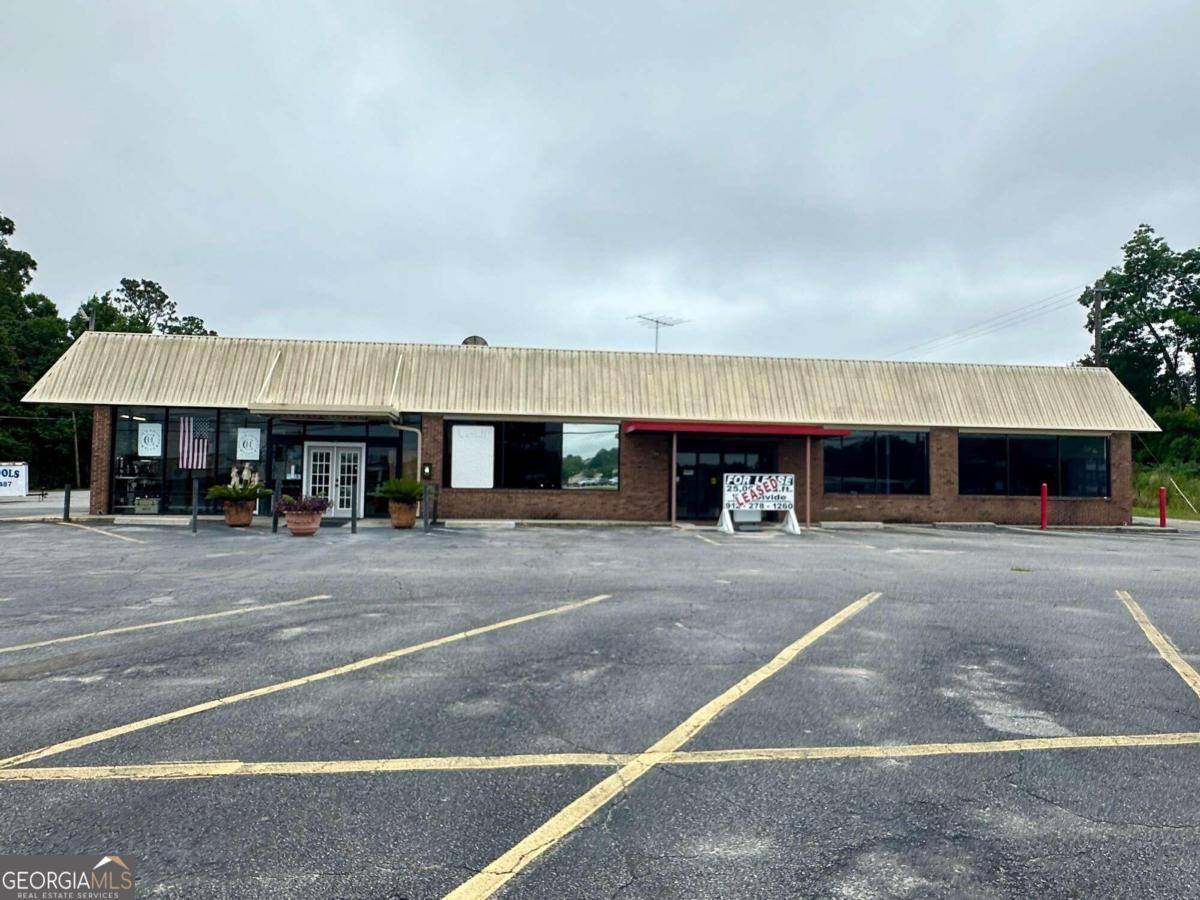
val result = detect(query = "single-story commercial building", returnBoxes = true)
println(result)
[23,331,1158,525]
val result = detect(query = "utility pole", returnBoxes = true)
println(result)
[1091,286,1108,366]
[629,314,688,352]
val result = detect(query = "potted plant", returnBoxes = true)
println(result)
[207,467,272,527]
[276,494,330,536]
[373,478,424,528]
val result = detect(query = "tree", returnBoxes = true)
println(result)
[0,215,79,486]
[69,278,215,339]
[1082,225,1197,409]
[67,294,137,341]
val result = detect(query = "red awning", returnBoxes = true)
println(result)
[622,420,850,437]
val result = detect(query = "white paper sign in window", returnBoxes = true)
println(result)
[137,422,162,457]
[236,428,262,461]
[451,425,495,488]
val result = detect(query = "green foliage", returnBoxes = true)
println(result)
[561,447,619,483]
[0,217,79,486]
[1133,464,1200,519]
[1082,225,1199,410]
[373,477,423,504]
[1136,406,1200,466]
[206,482,273,501]
[0,211,216,487]
[68,278,215,339]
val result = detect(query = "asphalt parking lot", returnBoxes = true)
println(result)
[1,519,1199,898]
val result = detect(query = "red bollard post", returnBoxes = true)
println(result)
[1040,482,1048,530]
[1159,486,1168,528]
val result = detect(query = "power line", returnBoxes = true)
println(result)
[904,296,1081,358]
[887,285,1087,359]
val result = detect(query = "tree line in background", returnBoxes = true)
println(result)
[0,212,214,488]
[1080,224,1200,467]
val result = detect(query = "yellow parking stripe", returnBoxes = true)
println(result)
[0,595,334,655]
[668,730,1200,764]
[4,729,1199,783]
[1117,590,1200,702]
[0,594,613,771]
[0,753,631,781]
[56,520,144,544]
[444,591,882,900]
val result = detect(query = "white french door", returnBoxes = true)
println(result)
[303,442,365,518]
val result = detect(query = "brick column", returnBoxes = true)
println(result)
[422,414,444,485]
[89,405,113,515]
[1109,432,1133,524]
[928,427,958,520]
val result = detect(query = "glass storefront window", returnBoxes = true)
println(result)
[561,423,619,490]
[112,407,165,514]
[165,408,219,513]
[270,441,304,501]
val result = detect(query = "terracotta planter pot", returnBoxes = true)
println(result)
[223,499,255,527]
[388,500,417,529]
[284,510,323,536]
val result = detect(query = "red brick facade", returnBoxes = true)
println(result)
[819,428,1133,526]
[86,409,1136,525]
[424,414,672,521]
[420,419,1134,526]
[89,405,113,515]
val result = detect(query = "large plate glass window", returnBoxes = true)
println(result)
[166,408,219,513]
[112,407,165,514]
[561,423,619,489]
[824,431,929,495]
[444,421,621,490]
[958,434,1110,497]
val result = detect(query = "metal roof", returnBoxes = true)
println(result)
[22,331,1159,433]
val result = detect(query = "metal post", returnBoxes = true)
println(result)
[191,477,199,534]
[422,482,430,532]
[272,477,281,533]
[350,483,358,534]
[63,483,71,522]
[1040,482,1048,530]
[1159,486,1168,528]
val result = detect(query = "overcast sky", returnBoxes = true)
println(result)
[3,1,1198,364]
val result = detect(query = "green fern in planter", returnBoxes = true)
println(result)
[374,478,423,504]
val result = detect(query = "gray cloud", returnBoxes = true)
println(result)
[3,0,1198,364]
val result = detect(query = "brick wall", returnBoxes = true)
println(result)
[777,436,824,525]
[89,405,113,515]
[820,428,1133,526]
[422,415,671,521]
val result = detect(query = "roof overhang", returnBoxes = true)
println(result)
[622,420,851,437]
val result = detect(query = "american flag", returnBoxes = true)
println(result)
[178,415,214,469]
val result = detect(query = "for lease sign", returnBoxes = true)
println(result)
[723,473,794,511]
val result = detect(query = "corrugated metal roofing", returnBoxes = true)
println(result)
[22,331,1159,433]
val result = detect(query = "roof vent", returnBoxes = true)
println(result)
[461,335,488,346]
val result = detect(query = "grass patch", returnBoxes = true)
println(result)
[1133,465,1200,519]
[1133,505,1200,521]
[1010,566,1033,573]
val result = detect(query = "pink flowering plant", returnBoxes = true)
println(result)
[275,495,330,514]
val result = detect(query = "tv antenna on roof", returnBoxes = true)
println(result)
[629,313,688,352]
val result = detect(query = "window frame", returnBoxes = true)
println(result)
[442,419,622,491]
[957,433,1110,498]
[823,430,931,496]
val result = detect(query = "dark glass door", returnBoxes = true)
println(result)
[675,440,778,521]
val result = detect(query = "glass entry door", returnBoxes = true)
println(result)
[675,440,778,521]
[303,442,365,518]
